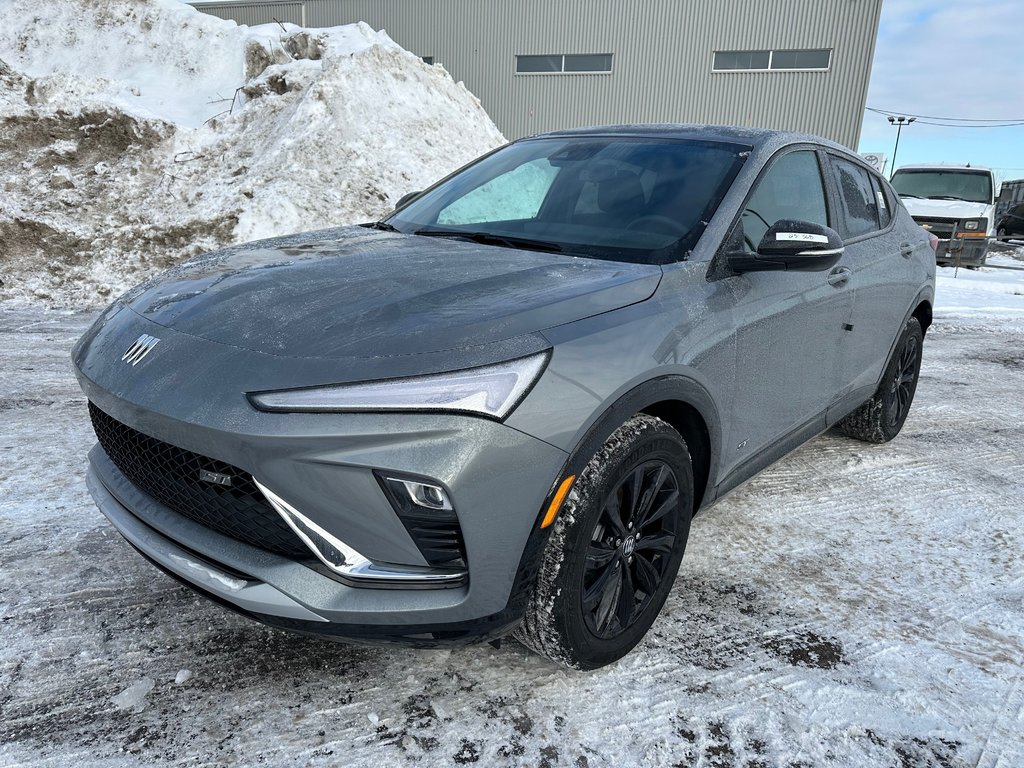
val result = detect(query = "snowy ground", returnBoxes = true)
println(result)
[1,247,1022,767]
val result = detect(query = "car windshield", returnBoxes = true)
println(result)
[890,169,993,204]
[386,136,749,264]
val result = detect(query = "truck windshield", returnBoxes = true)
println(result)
[386,136,749,264]
[890,170,993,204]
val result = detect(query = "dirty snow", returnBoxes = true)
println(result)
[0,0,504,307]
[2,246,1023,766]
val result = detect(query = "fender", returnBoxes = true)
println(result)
[497,374,722,632]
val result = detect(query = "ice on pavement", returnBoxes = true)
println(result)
[0,0,505,307]
[110,678,155,712]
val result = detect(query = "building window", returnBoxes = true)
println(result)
[712,49,831,72]
[516,54,613,74]
[421,56,435,65]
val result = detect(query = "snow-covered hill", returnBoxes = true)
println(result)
[0,0,505,306]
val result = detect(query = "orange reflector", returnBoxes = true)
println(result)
[956,232,987,237]
[541,475,576,529]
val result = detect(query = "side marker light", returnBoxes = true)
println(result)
[541,475,576,529]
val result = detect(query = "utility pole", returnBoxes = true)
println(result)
[887,116,916,178]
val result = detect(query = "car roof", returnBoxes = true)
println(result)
[895,163,994,173]
[528,123,851,154]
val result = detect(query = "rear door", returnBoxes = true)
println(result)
[823,154,921,398]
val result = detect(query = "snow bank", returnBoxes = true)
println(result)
[0,0,505,306]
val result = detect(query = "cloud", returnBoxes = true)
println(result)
[860,0,1024,147]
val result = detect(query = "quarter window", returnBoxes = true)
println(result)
[870,175,892,229]
[516,54,613,74]
[832,158,881,238]
[740,151,829,249]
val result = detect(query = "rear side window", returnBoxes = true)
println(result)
[740,150,829,248]
[832,157,881,238]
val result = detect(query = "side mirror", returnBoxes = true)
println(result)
[395,190,422,210]
[728,219,844,273]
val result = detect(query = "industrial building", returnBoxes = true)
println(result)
[192,0,882,147]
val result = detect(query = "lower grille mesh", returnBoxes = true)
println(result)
[88,402,308,558]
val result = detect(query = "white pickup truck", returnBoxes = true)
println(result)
[889,164,995,268]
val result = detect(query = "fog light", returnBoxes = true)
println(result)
[387,477,453,511]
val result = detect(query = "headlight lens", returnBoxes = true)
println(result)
[959,218,987,232]
[249,352,549,420]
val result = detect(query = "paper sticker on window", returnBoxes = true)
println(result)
[877,190,887,210]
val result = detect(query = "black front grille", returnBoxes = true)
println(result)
[88,402,308,558]
[914,216,958,239]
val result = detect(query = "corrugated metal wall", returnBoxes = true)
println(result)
[192,0,881,147]
[199,1,304,26]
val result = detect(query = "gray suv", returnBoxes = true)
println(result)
[74,125,935,669]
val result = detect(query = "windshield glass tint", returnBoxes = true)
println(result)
[891,170,993,204]
[387,137,748,264]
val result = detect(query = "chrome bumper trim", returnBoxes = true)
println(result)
[254,479,468,588]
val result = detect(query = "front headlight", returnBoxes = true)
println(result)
[248,352,550,420]
[959,218,987,233]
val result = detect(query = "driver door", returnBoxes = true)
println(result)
[722,149,854,475]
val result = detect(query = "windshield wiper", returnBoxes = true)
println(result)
[413,228,563,253]
[927,195,969,201]
[898,193,923,199]
[361,221,400,232]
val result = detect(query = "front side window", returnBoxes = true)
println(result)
[832,158,881,238]
[388,137,749,264]
[739,150,829,249]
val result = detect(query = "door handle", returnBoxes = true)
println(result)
[900,242,915,258]
[826,266,852,287]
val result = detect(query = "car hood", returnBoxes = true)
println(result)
[902,198,992,219]
[122,226,662,360]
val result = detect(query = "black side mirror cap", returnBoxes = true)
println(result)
[728,219,844,273]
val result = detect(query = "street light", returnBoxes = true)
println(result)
[887,116,916,178]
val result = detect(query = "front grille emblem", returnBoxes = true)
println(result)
[122,334,160,366]
[198,469,233,486]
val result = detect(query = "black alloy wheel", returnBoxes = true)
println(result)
[887,333,920,429]
[514,414,694,669]
[837,316,924,444]
[582,460,680,639]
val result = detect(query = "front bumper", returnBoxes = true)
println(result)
[935,236,990,266]
[87,454,544,645]
[81,393,568,643]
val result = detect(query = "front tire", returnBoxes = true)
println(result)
[837,317,924,443]
[514,414,693,669]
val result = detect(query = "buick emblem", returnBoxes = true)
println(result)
[122,334,160,366]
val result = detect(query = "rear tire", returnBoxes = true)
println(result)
[837,317,923,443]
[514,414,693,670]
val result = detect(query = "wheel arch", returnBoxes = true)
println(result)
[912,298,933,335]
[560,376,722,514]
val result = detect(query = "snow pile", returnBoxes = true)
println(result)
[0,0,505,306]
